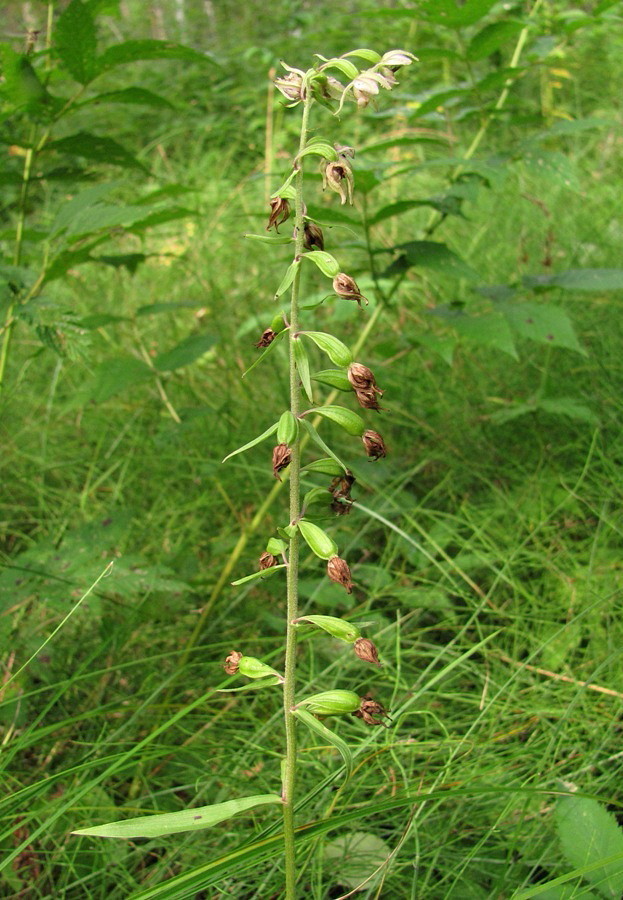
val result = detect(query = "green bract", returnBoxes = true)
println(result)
[297,519,338,560]
[297,690,361,715]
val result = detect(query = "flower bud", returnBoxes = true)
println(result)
[333,273,368,308]
[362,429,387,460]
[258,551,278,570]
[272,443,292,480]
[353,695,389,726]
[238,655,282,680]
[303,222,325,251]
[267,196,291,232]
[321,160,354,206]
[223,650,243,675]
[296,689,361,716]
[255,328,277,349]
[327,556,354,594]
[354,637,381,666]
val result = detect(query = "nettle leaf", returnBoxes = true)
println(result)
[381,241,480,281]
[500,301,584,354]
[55,0,100,85]
[555,795,623,899]
[50,182,120,235]
[72,794,282,839]
[222,422,278,464]
[451,311,517,358]
[294,708,353,779]
[305,204,361,226]
[301,250,340,277]
[79,87,175,109]
[489,397,598,426]
[523,269,623,293]
[46,133,148,172]
[293,338,314,403]
[83,356,154,403]
[99,40,217,70]
[153,334,217,372]
[418,0,498,28]
[60,203,158,239]
[467,20,524,61]
[0,45,51,116]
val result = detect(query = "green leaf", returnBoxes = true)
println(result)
[46,132,148,172]
[467,20,524,61]
[153,334,217,372]
[293,337,314,403]
[295,615,360,642]
[537,398,598,425]
[317,58,359,80]
[275,260,300,299]
[310,405,366,437]
[244,233,292,244]
[417,0,498,28]
[299,420,349,471]
[222,422,278,464]
[277,410,299,445]
[555,795,623,899]
[294,708,353,779]
[369,200,435,226]
[381,241,480,281]
[523,269,623,292]
[311,368,352,391]
[99,40,217,70]
[297,141,338,162]
[72,794,282,839]
[301,457,344,476]
[216,677,282,693]
[79,87,174,109]
[323,832,390,891]
[297,520,338,560]
[341,48,381,64]
[452,311,517,358]
[55,0,100,84]
[59,203,157,239]
[301,331,353,367]
[305,204,361,226]
[83,356,154,403]
[301,250,340,277]
[500,301,585,355]
[0,45,50,115]
[242,330,287,379]
[49,182,120,235]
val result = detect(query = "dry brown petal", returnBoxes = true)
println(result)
[267,196,291,232]
[258,551,278,570]
[362,429,387,460]
[303,222,325,251]
[348,362,383,394]
[275,71,305,102]
[329,471,355,501]
[355,387,382,411]
[272,443,292,480]
[331,497,352,516]
[255,328,277,349]
[223,650,243,675]
[354,637,381,667]
[322,161,354,205]
[327,556,353,594]
[332,273,368,307]
[353,696,389,726]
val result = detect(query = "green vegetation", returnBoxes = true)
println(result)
[1,1,623,897]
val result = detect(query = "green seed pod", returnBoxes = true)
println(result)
[314,405,366,437]
[297,519,338,560]
[238,656,283,680]
[295,614,361,643]
[277,411,299,445]
[270,313,286,334]
[297,690,361,716]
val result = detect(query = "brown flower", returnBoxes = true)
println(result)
[272,443,292,480]
[332,273,368,307]
[258,551,278,570]
[331,497,352,516]
[267,196,291,232]
[353,695,389,726]
[321,160,354,205]
[348,362,383,395]
[327,556,353,594]
[303,222,325,251]
[223,650,243,675]
[354,638,381,667]
[274,67,305,102]
[355,387,382,411]
[362,430,387,460]
[255,328,277,349]
[329,471,355,502]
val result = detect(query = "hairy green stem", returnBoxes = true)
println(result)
[282,93,312,899]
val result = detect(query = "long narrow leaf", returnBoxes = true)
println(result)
[299,419,348,471]
[294,708,353,779]
[222,422,278,463]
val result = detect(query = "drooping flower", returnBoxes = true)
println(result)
[362,429,387,460]
[272,443,292,480]
[332,273,368,307]
[327,556,354,593]
[267,196,291,232]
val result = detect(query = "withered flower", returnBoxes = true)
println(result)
[272,443,292,480]
[354,638,381,667]
[333,273,368,307]
[274,65,306,102]
[267,196,291,232]
[258,551,278,570]
[321,160,354,205]
[327,556,353,594]
[362,429,387,460]
[223,650,243,675]
[335,143,355,160]
[348,362,383,395]
[331,497,352,516]
[255,328,277,349]
[354,387,382,411]
[353,695,389,726]
[303,222,324,251]
[330,471,355,501]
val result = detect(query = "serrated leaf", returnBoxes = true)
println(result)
[301,250,340,277]
[523,269,623,293]
[62,203,157,239]
[231,565,287,586]
[153,334,217,371]
[0,45,51,116]
[83,356,154,403]
[299,419,349,471]
[46,132,148,172]
[467,20,524,61]
[99,40,216,70]
[55,0,100,84]
[293,337,314,403]
[297,520,338,560]
[72,794,282,839]
[452,311,517,358]
[555,795,623,899]
[500,301,584,354]
[382,241,480,281]
[417,0,498,28]
[50,182,121,235]
[222,422,278,464]
[301,331,353,367]
[294,708,353,779]
[311,368,352,391]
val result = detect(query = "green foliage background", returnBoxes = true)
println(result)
[1,0,623,897]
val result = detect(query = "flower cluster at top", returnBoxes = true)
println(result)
[274,49,416,113]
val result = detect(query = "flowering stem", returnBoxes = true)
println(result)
[281,94,312,898]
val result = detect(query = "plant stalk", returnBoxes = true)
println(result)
[281,93,311,899]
